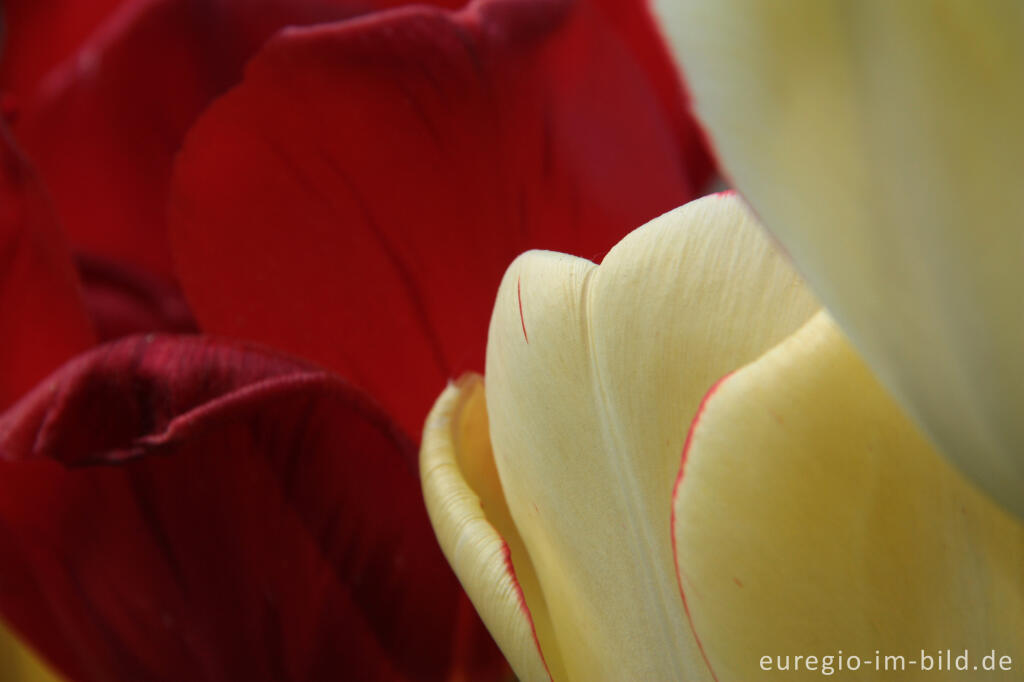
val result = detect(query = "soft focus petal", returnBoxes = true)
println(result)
[657,0,1024,515]
[673,312,1024,680]
[0,0,123,96]
[170,0,712,439]
[0,123,94,410]
[0,623,61,682]
[577,0,713,190]
[10,0,379,276]
[422,375,557,682]
[484,194,819,679]
[0,335,501,681]
[74,252,196,340]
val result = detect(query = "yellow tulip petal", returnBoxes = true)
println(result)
[0,623,61,682]
[485,193,819,679]
[421,374,560,682]
[656,0,1024,516]
[674,311,1024,680]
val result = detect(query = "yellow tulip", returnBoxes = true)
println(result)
[420,195,1024,680]
[654,0,1024,518]
[423,1,1024,677]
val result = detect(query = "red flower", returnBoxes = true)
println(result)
[0,0,712,679]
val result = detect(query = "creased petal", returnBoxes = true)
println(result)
[169,0,711,439]
[658,0,1024,516]
[11,0,365,276]
[0,123,94,410]
[422,375,558,682]
[0,335,501,681]
[673,311,1024,680]
[484,194,819,679]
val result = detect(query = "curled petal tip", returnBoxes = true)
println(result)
[421,376,556,682]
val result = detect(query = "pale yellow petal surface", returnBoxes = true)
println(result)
[485,194,820,680]
[656,0,1024,516]
[674,312,1024,680]
[421,375,560,682]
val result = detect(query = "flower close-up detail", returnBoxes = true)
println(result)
[5,0,1024,680]
[420,0,1024,680]
[0,0,711,679]
[656,0,1024,518]
[422,194,1024,680]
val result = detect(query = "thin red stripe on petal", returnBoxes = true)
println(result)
[670,372,733,682]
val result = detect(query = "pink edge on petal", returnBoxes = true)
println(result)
[517,276,529,344]
[500,540,551,682]
[670,372,734,682]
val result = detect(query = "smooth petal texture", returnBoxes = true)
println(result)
[0,123,95,410]
[0,0,124,96]
[422,375,556,682]
[484,193,819,679]
[170,0,712,440]
[0,624,61,682]
[10,0,376,276]
[674,312,1024,680]
[657,0,1024,516]
[0,335,501,681]
[74,252,197,341]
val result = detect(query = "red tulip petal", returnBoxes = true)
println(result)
[589,0,713,190]
[0,123,95,410]
[74,252,197,340]
[0,334,502,681]
[170,0,711,439]
[0,0,124,96]
[10,0,407,277]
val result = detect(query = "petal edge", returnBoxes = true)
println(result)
[421,375,558,682]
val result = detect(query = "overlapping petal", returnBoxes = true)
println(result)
[657,0,1024,516]
[74,252,196,341]
[0,123,94,410]
[0,628,60,682]
[0,0,124,96]
[422,376,556,682]
[9,0,397,277]
[425,194,817,678]
[674,312,1024,679]
[0,334,502,681]
[170,0,712,439]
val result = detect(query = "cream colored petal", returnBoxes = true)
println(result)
[485,193,820,680]
[421,374,561,682]
[674,311,1024,680]
[655,0,1024,516]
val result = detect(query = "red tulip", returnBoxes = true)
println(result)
[0,0,712,678]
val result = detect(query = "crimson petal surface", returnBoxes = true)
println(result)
[0,335,498,681]
[0,123,94,410]
[171,0,711,438]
